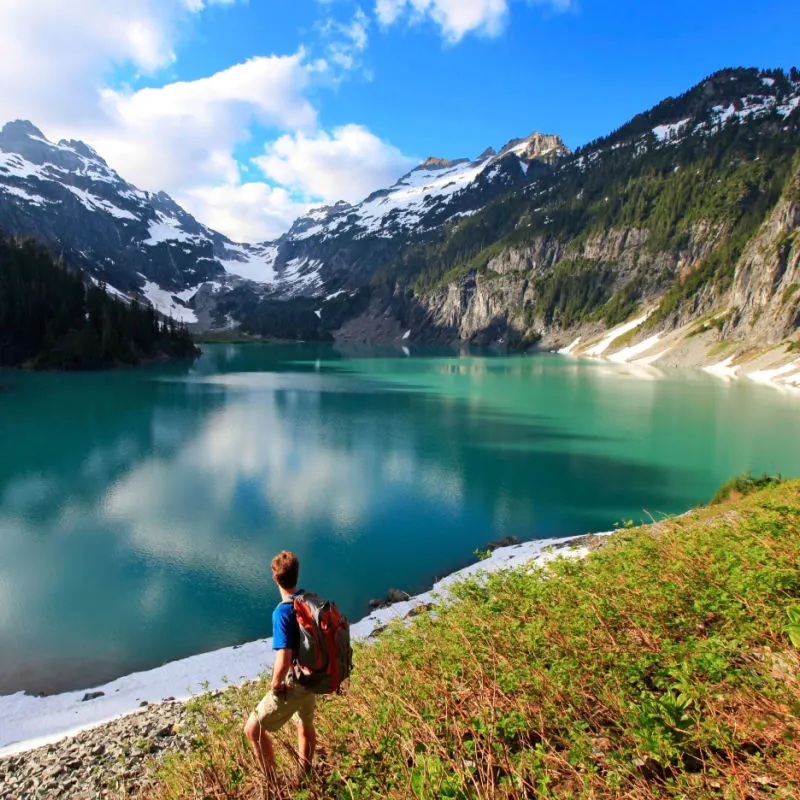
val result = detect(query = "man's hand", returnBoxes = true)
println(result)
[271,648,293,694]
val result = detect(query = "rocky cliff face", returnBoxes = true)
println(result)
[498,132,570,163]
[409,224,724,346]
[378,158,800,389]
[725,165,800,344]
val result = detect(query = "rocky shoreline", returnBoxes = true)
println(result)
[0,700,195,800]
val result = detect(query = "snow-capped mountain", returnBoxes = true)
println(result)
[0,121,569,324]
[289,133,567,242]
[0,121,281,323]
[260,132,569,292]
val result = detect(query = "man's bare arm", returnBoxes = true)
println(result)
[271,649,293,691]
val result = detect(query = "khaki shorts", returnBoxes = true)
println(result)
[250,685,316,732]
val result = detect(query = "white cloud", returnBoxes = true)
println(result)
[179,183,313,242]
[88,53,320,192]
[0,0,416,243]
[84,63,414,241]
[182,0,240,9]
[319,7,371,71]
[0,0,191,126]
[255,124,417,205]
[375,0,571,42]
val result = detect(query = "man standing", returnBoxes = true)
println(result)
[244,551,317,778]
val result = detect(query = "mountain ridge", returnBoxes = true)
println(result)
[0,119,568,326]
[1,66,799,377]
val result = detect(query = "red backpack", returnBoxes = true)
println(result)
[291,592,353,694]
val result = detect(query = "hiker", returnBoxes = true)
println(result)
[244,551,317,777]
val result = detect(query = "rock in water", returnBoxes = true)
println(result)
[486,536,521,551]
[368,588,412,610]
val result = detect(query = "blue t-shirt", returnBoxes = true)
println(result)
[272,593,300,651]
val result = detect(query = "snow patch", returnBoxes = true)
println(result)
[652,118,691,141]
[140,281,197,324]
[747,359,800,390]
[608,334,662,363]
[558,337,581,355]
[585,313,650,357]
[353,157,495,237]
[0,184,50,205]
[174,282,223,302]
[65,186,137,220]
[279,257,323,293]
[219,244,278,283]
[703,355,740,380]
[143,215,195,245]
[0,151,43,179]
[89,276,130,303]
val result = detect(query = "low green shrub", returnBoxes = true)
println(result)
[709,471,782,505]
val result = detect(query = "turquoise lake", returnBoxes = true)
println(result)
[1,343,799,696]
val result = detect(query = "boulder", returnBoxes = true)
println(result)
[368,588,412,610]
[486,536,521,551]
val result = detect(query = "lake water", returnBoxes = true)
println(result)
[1,344,799,697]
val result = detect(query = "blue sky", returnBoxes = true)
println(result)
[176,0,800,156]
[1,0,798,241]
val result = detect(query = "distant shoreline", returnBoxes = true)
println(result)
[0,350,201,374]
[190,331,276,344]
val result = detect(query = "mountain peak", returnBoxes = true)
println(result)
[420,156,455,168]
[498,132,570,162]
[0,119,47,141]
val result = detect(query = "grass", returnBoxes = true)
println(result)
[781,284,800,308]
[144,480,800,799]
[605,324,642,353]
[707,340,735,359]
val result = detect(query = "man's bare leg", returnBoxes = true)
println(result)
[295,721,317,774]
[244,715,276,777]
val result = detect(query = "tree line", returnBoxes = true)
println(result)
[0,234,199,369]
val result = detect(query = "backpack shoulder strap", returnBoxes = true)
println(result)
[281,590,305,605]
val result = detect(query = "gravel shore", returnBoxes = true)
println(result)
[0,700,195,800]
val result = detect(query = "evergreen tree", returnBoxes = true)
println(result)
[0,234,199,369]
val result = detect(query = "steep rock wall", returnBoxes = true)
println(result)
[412,224,723,346]
[725,166,800,344]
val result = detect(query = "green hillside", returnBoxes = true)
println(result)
[147,478,800,799]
